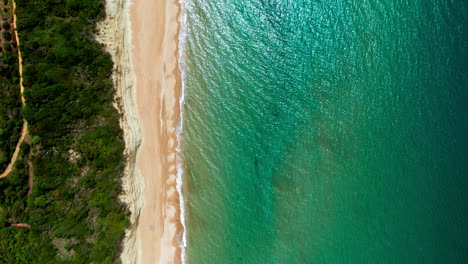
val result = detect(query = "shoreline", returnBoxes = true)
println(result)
[98,0,183,262]
[130,0,183,263]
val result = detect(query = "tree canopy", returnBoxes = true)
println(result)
[0,0,129,262]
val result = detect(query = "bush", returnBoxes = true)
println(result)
[2,43,10,51]
[2,22,10,31]
[2,31,12,42]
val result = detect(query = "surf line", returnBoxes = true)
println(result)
[175,0,189,263]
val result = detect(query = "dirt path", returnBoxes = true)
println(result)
[10,223,30,229]
[0,0,28,179]
[0,1,32,230]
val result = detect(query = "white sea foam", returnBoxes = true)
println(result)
[176,0,190,263]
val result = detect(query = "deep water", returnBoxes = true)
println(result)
[181,0,467,263]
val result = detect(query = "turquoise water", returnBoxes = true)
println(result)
[181,0,467,263]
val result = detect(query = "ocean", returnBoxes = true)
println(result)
[179,0,467,263]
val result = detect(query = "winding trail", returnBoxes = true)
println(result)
[0,1,28,179]
[0,1,33,231]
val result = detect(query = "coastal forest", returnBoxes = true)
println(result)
[0,0,22,173]
[0,0,129,263]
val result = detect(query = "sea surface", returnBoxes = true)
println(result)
[180,0,467,263]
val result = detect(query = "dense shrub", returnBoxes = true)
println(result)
[2,21,10,31]
[2,42,11,51]
[1,31,11,41]
[0,0,129,262]
[0,42,21,173]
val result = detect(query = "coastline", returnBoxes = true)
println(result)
[97,0,183,263]
[130,0,183,263]
[96,0,144,263]
[99,0,182,263]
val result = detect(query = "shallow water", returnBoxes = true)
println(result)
[180,0,467,263]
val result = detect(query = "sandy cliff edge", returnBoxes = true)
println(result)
[97,0,144,263]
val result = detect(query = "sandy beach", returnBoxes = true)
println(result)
[131,0,182,263]
[98,0,182,263]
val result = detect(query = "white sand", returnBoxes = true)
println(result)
[98,0,182,263]
[97,0,144,263]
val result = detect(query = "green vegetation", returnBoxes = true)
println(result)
[0,0,22,172]
[0,143,29,226]
[1,30,10,41]
[2,21,10,30]
[0,0,129,263]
